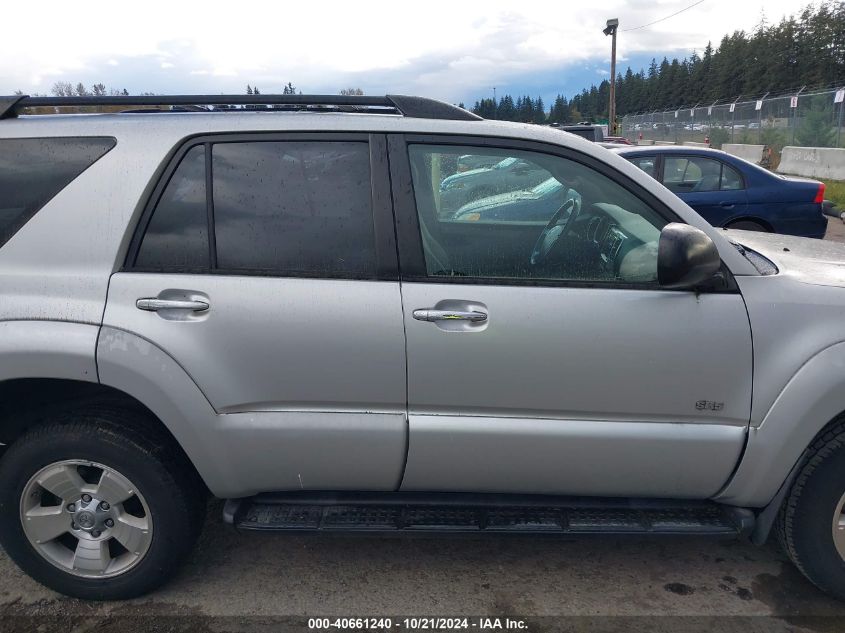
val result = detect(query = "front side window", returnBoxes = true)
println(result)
[628,156,656,178]
[408,144,667,285]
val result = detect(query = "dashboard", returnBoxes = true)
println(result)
[580,203,661,283]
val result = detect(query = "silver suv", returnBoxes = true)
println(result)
[1,93,844,601]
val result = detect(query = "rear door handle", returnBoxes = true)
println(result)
[413,309,488,322]
[136,298,209,312]
[719,202,735,209]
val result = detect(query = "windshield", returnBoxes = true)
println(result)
[531,177,564,196]
[494,157,518,169]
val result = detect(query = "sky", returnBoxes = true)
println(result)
[2,0,807,105]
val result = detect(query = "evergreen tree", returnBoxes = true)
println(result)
[469,1,840,118]
[498,95,516,121]
[534,96,546,123]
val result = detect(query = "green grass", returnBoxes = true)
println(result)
[823,179,845,208]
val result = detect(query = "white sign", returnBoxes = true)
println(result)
[729,103,735,113]
[835,89,845,104]
[755,100,763,111]
[707,106,713,115]
[790,96,798,108]
[690,108,695,117]
[674,110,678,118]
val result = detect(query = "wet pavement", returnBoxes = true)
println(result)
[2,502,845,632]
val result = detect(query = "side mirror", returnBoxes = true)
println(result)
[658,223,721,289]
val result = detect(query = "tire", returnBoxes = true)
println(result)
[0,407,205,600]
[726,219,769,232]
[777,419,845,600]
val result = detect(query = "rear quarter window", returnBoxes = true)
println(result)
[0,137,115,247]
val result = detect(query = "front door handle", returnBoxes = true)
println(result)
[136,298,209,312]
[413,308,488,323]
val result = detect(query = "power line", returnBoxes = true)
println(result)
[622,0,706,32]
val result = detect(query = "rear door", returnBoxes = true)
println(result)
[102,133,407,492]
[389,135,753,499]
[661,155,748,226]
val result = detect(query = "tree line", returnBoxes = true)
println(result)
[471,0,844,123]
[13,81,362,99]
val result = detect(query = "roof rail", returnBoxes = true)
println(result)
[0,94,482,121]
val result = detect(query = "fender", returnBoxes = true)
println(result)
[0,320,98,382]
[716,340,845,507]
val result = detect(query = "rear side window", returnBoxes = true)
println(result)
[212,141,376,276]
[0,137,115,247]
[720,163,743,190]
[135,145,208,270]
[133,140,377,278]
[662,156,744,193]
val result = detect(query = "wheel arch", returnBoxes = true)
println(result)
[96,326,236,497]
[0,377,208,496]
[0,321,226,496]
[716,340,845,510]
[724,216,773,232]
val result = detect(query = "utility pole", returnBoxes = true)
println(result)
[604,18,619,134]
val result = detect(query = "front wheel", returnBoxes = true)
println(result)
[777,420,845,600]
[0,408,205,600]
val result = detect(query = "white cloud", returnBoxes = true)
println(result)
[1,0,803,97]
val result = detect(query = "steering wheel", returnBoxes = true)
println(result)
[529,196,579,266]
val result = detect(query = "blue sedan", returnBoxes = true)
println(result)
[613,146,827,238]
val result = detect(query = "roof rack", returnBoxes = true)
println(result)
[0,94,482,121]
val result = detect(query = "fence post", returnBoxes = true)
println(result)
[756,92,768,144]
[837,87,844,147]
[792,86,805,146]
[730,96,739,143]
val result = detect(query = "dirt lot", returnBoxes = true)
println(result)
[2,218,845,632]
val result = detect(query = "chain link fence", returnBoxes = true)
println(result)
[620,87,845,156]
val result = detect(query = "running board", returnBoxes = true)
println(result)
[224,493,753,537]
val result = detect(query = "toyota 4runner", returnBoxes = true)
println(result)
[1,93,845,601]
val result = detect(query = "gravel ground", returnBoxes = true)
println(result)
[2,218,845,632]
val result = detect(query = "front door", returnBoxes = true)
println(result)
[102,134,407,492]
[389,136,753,499]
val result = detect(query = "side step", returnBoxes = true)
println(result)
[224,493,753,537]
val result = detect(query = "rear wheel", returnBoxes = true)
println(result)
[0,408,205,600]
[726,219,769,232]
[777,420,845,600]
